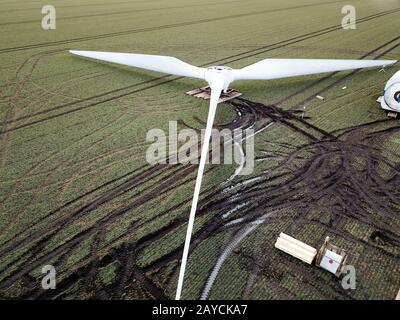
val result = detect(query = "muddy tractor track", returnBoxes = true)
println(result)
[1,99,400,299]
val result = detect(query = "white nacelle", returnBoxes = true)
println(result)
[380,70,400,112]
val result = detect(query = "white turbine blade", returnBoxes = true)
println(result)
[69,50,206,80]
[233,58,397,81]
[175,75,225,300]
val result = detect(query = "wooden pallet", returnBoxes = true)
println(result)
[186,86,242,103]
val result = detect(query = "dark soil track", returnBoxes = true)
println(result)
[2,90,399,299]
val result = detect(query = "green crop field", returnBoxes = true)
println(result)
[0,0,399,300]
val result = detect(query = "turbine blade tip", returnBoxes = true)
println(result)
[383,60,397,65]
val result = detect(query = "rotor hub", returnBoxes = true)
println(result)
[205,66,234,92]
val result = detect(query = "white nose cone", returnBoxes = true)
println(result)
[380,70,400,112]
[205,66,234,91]
[384,83,400,111]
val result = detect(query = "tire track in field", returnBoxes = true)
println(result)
[0,0,246,26]
[0,51,63,184]
[0,99,133,237]
[0,99,328,296]
[0,106,253,294]
[0,104,250,261]
[0,0,358,53]
[3,93,399,298]
[2,7,399,136]
[32,89,400,298]
[0,0,235,13]
[0,96,131,207]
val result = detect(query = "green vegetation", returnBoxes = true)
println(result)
[0,0,399,300]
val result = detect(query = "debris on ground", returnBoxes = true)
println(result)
[315,237,348,277]
[275,233,317,264]
[275,234,349,277]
